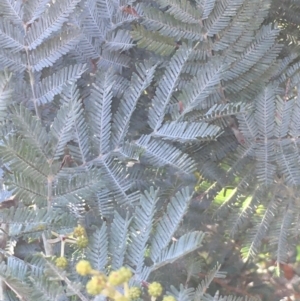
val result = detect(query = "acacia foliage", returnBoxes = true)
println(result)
[0,0,299,300]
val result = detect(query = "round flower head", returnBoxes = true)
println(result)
[108,270,124,286]
[77,236,89,248]
[129,286,141,300]
[55,257,68,269]
[119,267,132,282]
[86,275,107,295]
[76,260,92,276]
[148,282,163,297]
[73,225,86,237]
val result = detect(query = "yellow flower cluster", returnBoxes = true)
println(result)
[76,260,133,298]
[52,225,89,270]
[108,267,132,286]
[55,257,68,269]
[75,260,176,301]
[76,260,92,275]
[52,225,92,275]
[148,282,163,297]
[73,225,87,237]
[73,225,89,248]
[129,287,141,299]
[77,236,89,248]
[86,274,107,295]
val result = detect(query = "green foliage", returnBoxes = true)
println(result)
[0,0,299,300]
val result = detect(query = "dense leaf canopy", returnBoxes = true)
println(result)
[0,0,299,300]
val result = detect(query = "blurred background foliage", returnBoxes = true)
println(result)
[167,3,300,300]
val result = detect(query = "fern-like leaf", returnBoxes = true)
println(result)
[87,223,108,272]
[148,44,192,131]
[86,68,115,155]
[196,0,216,20]
[49,96,79,161]
[31,32,83,72]
[204,0,244,37]
[109,211,132,270]
[105,30,134,52]
[112,61,157,148]
[96,157,140,205]
[53,169,104,207]
[35,64,86,105]
[0,135,49,182]
[153,231,205,270]
[136,135,196,174]
[0,70,12,121]
[194,264,225,300]
[176,61,224,118]
[131,24,177,56]
[150,187,192,261]
[154,121,221,142]
[26,0,82,50]
[0,19,24,52]
[127,187,158,273]
[10,104,49,161]
[141,7,204,41]
[156,0,202,24]
[0,0,23,27]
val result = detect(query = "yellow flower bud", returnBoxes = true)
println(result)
[129,287,141,300]
[55,257,68,269]
[77,236,89,248]
[73,225,86,237]
[119,267,132,282]
[148,282,163,297]
[76,260,92,276]
[86,275,107,295]
[108,270,124,286]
